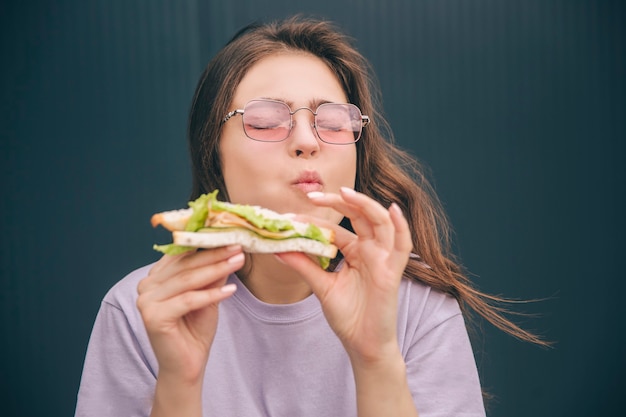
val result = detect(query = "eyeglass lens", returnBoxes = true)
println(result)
[242,100,363,143]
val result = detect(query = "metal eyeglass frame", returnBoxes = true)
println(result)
[222,99,370,144]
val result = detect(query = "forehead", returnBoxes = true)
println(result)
[231,52,348,107]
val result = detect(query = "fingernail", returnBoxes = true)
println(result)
[307,191,324,199]
[340,187,356,195]
[227,253,245,264]
[220,283,237,293]
[390,202,404,217]
[225,244,242,252]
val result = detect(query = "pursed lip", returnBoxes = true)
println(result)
[292,170,324,193]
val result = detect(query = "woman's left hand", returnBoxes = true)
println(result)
[275,187,413,363]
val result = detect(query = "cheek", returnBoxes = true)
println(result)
[334,147,358,186]
[221,140,279,191]
[222,146,250,186]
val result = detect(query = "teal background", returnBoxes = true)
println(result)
[1,1,624,416]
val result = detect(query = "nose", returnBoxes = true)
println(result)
[288,108,320,158]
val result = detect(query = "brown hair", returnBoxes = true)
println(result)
[187,16,548,346]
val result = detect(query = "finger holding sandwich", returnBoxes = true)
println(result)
[138,246,242,307]
[275,187,413,363]
[137,245,244,384]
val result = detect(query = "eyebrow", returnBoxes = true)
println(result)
[260,97,336,109]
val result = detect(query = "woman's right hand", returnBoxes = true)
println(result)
[136,245,244,385]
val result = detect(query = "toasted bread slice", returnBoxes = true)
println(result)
[173,230,338,258]
[151,208,193,231]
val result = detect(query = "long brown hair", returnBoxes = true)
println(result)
[187,16,548,346]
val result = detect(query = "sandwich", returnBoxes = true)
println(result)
[151,190,338,268]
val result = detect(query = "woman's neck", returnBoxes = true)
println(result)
[237,254,313,304]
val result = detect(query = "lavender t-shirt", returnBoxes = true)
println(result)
[75,264,486,416]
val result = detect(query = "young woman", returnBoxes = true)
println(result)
[75,16,544,417]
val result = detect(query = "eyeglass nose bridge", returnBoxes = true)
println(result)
[289,106,318,129]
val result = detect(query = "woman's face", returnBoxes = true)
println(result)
[220,52,357,224]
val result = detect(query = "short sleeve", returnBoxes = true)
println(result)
[399,282,486,417]
[75,300,156,417]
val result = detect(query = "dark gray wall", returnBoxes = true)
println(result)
[1,1,624,416]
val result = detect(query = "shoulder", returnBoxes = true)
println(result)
[397,279,485,415]
[87,263,156,351]
[397,277,464,343]
[398,277,462,320]
[101,263,154,312]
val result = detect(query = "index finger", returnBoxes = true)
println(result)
[308,188,393,244]
[148,245,243,283]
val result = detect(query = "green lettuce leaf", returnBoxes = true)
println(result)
[185,191,214,231]
[304,223,329,245]
[318,256,330,270]
[153,243,194,255]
